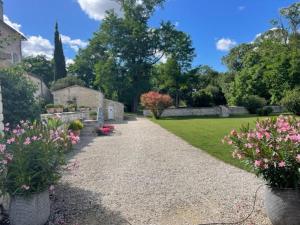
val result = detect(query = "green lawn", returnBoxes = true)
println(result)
[151,116,270,171]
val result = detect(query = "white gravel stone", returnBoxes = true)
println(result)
[49,117,271,225]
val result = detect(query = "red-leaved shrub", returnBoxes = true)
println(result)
[140,91,173,119]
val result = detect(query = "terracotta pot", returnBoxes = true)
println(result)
[265,187,300,225]
[54,107,63,113]
[9,190,50,225]
[46,108,54,114]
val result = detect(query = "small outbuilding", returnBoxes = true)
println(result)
[52,85,124,121]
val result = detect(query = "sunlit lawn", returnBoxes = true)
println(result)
[151,115,272,171]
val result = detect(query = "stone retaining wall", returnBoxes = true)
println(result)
[143,105,285,118]
[41,112,89,124]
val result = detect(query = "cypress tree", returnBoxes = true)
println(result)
[53,22,67,81]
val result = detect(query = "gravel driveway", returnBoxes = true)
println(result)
[51,117,271,225]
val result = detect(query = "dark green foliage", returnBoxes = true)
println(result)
[53,22,67,81]
[20,55,54,86]
[222,3,300,105]
[0,68,40,125]
[71,0,195,111]
[51,76,85,91]
[281,88,300,115]
[241,95,267,114]
[191,89,213,107]
[257,107,273,116]
[182,66,226,107]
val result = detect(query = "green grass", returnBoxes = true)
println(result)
[151,115,270,171]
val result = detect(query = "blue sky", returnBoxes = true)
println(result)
[4,0,298,71]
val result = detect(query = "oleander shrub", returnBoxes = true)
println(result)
[224,116,300,188]
[140,91,173,119]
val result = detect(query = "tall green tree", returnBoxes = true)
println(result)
[72,0,194,111]
[53,22,66,81]
[151,57,184,107]
[222,2,300,105]
[20,55,54,86]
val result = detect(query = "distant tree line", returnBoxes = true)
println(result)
[7,1,300,116]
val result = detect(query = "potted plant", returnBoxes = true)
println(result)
[224,115,300,225]
[66,104,77,112]
[68,120,84,136]
[45,104,64,113]
[79,106,90,112]
[0,119,79,225]
[89,111,97,120]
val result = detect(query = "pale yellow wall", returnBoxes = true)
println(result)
[53,85,104,109]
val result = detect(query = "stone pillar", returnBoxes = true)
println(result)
[0,84,4,131]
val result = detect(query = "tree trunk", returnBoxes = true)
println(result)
[131,96,139,113]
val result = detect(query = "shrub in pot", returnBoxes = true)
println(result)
[0,119,79,225]
[68,120,84,136]
[224,116,300,225]
[45,104,64,114]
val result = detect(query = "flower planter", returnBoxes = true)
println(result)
[46,107,63,114]
[9,190,50,225]
[265,187,300,225]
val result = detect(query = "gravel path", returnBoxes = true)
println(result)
[51,117,271,225]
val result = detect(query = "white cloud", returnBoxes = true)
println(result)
[216,38,237,51]
[60,34,88,52]
[77,0,122,21]
[238,6,246,11]
[3,15,22,33]
[174,21,179,27]
[66,58,75,66]
[22,36,54,59]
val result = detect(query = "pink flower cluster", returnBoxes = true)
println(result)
[224,116,300,170]
[68,132,80,145]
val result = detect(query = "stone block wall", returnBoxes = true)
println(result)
[52,85,104,110]
[104,99,124,121]
[143,105,284,118]
[41,112,89,124]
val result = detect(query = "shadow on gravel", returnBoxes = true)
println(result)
[49,183,131,225]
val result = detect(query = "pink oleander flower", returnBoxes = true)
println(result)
[31,136,38,141]
[296,154,300,163]
[278,161,286,168]
[7,137,15,144]
[5,153,13,162]
[256,132,263,140]
[23,137,31,145]
[255,160,262,168]
[245,143,253,148]
[0,144,6,153]
[4,127,9,132]
[255,148,260,154]
[230,129,237,136]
